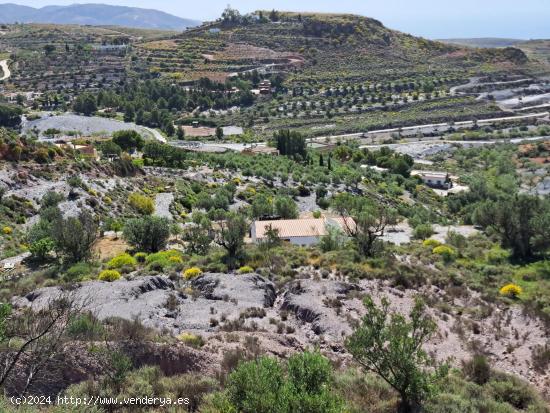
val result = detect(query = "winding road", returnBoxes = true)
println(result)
[0,60,10,81]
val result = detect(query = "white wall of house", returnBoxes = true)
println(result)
[283,236,321,246]
[251,223,321,246]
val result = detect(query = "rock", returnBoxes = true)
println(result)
[13,273,277,335]
[281,279,359,339]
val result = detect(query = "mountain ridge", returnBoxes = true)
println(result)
[0,2,200,30]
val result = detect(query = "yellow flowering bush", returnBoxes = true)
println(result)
[107,253,136,269]
[183,267,202,280]
[423,239,441,248]
[168,255,183,264]
[98,270,121,282]
[499,283,522,298]
[177,332,204,348]
[146,250,183,270]
[432,245,456,262]
[238,266,254,274]
[2,226,13,235]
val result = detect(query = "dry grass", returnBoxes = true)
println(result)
[93,236,129,260]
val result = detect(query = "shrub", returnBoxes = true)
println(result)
[422,239,441,248]
[515,261,550,281]
[432,245,456,261]
[462,355,491,385]
[499,283,522,298]
[177,332,204,348]
[51,211,98,263]
[134,252,147,263]
[346,297,443,412]
[107,253,136,269]
[211,352,342,413]
[146,250,183,270]
[238,266,254,274]
[531,343,550,374]
[168,255,183,264]
[123,216,170,253]
[2,226,12,235]
[98,269,121,282]
[128,192,155,215]
[29,237,55,261]
[67,313,104,339]
[413,224,433,240]
[486,246,510,264]
[183,267,202,280]
[65,261,94,281]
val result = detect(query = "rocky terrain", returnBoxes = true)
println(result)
[12,269,550,397]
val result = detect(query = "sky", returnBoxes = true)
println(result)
[7,0,550,39]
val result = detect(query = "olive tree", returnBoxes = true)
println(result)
[213,212,248,269]
[123,216,170,253]
[51,211,98,263]
[332,193,397,257]
[346,297,446,413]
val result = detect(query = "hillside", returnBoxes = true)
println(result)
[139,11,530,84]
[0,3,200,30]
[1,6,550,412]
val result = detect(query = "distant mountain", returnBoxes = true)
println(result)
[438,38,524,48]
[0,3,200,31]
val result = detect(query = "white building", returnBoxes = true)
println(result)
[412,171,452,189]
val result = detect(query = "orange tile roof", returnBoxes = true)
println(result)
[254,218,327,239]
[253,217,355,239]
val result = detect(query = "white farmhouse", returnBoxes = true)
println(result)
[251,217,352,246]
[412,171,452,189]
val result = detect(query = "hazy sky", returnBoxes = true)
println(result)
[7,0,550,39]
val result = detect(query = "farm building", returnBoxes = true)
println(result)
[251,217,353,246]
[412,171,453,189]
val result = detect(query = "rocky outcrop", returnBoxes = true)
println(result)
[281,279,359,339]
[14,274,277,335]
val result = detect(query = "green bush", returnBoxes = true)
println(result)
[486,246,510,265]
[29,237,55,261]
[146,250,183,270]
[98,269,121,282]
[123,216,170,253]
[209,352,342,413]
[67,313,104,339]
[65,261,94,281]
[432,245,456,261]
[134,252,148,263]
[413,224,433,240]
[238,266,254,274]
[107,253,136,269]
[128,192,155,215]
[177,332,204,348]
